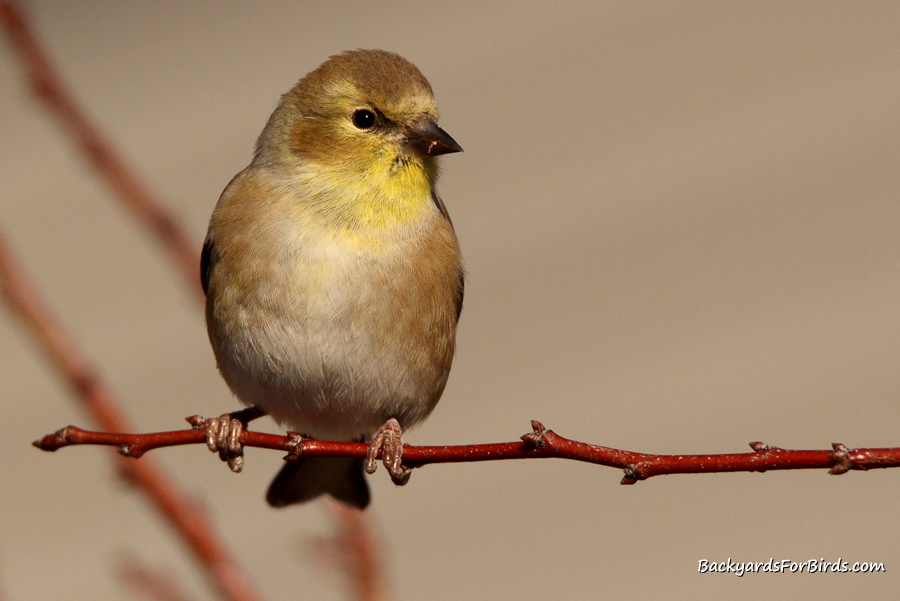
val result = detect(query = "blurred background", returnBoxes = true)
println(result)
[3,1,899,599]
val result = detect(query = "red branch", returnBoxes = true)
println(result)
[0,1,201,299]
[0,232,261,601]
[33,419,900,483]
[324,502,393,601]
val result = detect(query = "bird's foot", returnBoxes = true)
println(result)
[365,418,411,485]
[187,406,267,473]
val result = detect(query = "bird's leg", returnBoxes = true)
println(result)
[365,417,411,485]
[189,406,267,473]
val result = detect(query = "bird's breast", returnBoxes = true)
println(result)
[207,202,461,440]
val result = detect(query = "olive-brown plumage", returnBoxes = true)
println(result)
[203,50,463,508]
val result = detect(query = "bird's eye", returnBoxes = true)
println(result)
[351,109,377,130]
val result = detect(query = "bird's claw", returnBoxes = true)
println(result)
[365,418,411,485]
[189,406,266,473]
[203,414,245,472]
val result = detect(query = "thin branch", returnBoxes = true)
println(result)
[33,419,900,483]
[0,1,201,298]
[0,232,262,601]
[324,502,393,601]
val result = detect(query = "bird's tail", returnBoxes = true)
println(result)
[266,456,370,509]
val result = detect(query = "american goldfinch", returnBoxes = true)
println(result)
[201,49,463,509]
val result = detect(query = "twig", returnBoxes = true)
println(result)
[0,1,201,299]
[33,419,900,483]
[0,232,262,601]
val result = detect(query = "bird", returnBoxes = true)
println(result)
[200,49,464,509]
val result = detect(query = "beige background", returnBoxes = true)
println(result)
[3,1,900,599]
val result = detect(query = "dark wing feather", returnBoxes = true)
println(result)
[200,234,215,296]
[455,268,465,320]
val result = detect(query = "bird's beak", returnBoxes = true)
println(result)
[402,116,463,158]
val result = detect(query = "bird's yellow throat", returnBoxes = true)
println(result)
[295,152,437,244]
